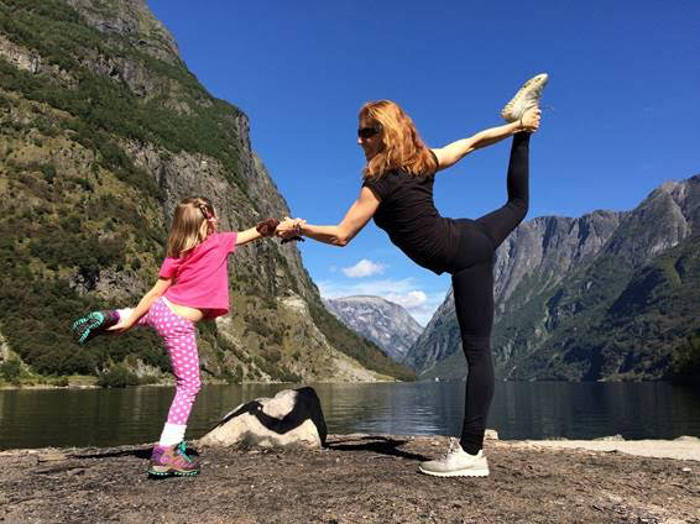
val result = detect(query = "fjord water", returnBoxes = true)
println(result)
[1,381,699,449]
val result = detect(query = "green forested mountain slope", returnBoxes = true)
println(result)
[0,0,413,384]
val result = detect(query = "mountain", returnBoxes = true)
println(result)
[323,296,423,362]
[0,0,414,384]
[406,176,700,381]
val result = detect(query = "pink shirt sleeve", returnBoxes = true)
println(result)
[159,257,180,279]
[219,232,238,254]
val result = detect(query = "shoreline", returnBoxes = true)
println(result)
[1,434,697,522]
[0,377,409,391]
[2,377,695,391]
[2,434,698,461]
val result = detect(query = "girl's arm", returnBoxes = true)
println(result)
[432,108,540,171]
[277,187,379,247]
[236,217,283,246]
[235,226,263,247]
[116,277,172,331]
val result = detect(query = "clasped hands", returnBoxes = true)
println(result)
[256,216,305,242]
[276,216,306,243]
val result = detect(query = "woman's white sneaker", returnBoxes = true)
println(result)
[500,73,549,122]
[418,438,490,477]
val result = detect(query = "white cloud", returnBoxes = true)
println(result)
[319,278,447,326]
[319,277,414,298]
[341,258,385,278]
[386,290,427,309]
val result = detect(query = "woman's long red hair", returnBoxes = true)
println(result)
[360,100,437,180]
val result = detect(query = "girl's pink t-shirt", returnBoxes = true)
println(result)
[158,232,237,319]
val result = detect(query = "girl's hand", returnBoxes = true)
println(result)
[108,310,137,333]
[112,318,136,333]
[520,107,541,132]
[256,218,280,237]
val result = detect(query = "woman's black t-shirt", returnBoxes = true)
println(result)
[362,170,459,275]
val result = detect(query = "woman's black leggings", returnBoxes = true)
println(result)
[447,132,530,454]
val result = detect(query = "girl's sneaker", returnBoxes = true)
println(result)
[72,310,120,345]
[148,442,200,478]
[500,73,549,122]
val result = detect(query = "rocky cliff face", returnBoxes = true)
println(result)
[404,210,624,373]
[406,176,700,381]
[0,0,413,383]
[324,296,423,362]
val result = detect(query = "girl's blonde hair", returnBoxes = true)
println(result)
[360,100,438,180]
[166,196,217,258]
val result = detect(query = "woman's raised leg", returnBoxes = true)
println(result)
[475,132,530,248]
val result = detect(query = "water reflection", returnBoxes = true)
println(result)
[489,382,700,440]
[1,381,698,449]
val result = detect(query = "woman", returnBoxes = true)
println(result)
[278,74,548,477]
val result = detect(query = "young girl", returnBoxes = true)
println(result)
[72,196,279,477]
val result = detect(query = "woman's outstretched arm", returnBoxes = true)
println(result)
[432,108,540,171]
[277,187,379,247]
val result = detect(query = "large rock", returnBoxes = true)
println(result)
[199,387,328,449]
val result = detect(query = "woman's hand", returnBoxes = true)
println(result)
[276,217,306,240]
[520,107,541,132]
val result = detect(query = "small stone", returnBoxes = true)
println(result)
[38,452,67,462]
[484,429,499,440]
[681,467,691,473]
[593,434,625,441]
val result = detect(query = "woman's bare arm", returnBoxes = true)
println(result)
[431,121,522,171]
[432,108,540,171]
[277,187,379,247]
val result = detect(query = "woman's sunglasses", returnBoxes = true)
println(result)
[357,125,381,139]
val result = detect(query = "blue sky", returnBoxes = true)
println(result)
[147,0,699,325]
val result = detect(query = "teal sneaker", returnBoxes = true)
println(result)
[72,310,120,345]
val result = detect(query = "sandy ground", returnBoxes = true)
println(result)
[1,434,698,523]
[521,436,700,461]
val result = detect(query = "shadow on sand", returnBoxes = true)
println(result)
[326,435,429,461]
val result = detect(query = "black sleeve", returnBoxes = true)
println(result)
[362,174,394,202]
[429,149,439,173]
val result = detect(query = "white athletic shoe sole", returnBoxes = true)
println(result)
[418,464,490,477]
[500,73,549,122]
